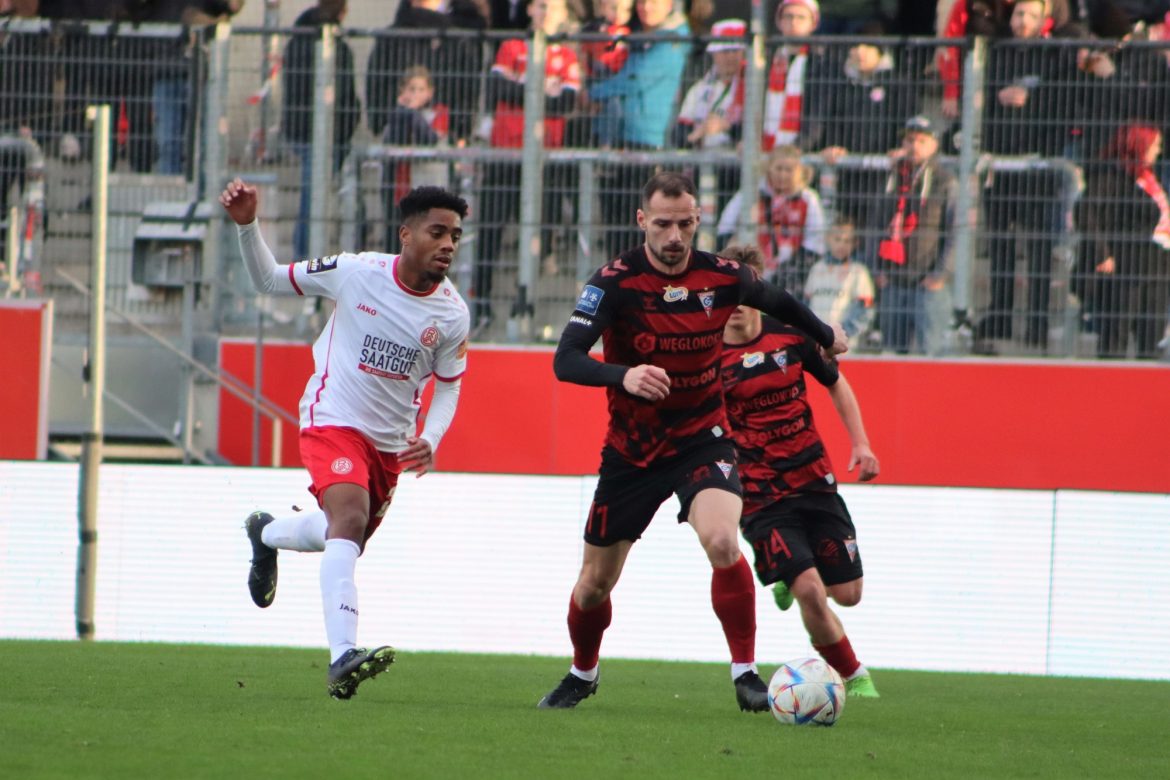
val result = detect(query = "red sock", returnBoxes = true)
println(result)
[568,595,611,670]
[814,635,861,678]
[711,555,756,664]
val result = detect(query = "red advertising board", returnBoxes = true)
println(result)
[219,340,1170,492]
[1,300,53,459]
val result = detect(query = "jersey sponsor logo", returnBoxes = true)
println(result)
[568,314,593,327]
[658,333,720,352]
[360,334,421,380]
[663,284,689,303]
[331,457,353,474]
[307,255,340,274]
[772,350,788,373]
[699,289,715,317]
[576,285,604,315]
[633,332,656,353]
[742,351,765,368]
[715,459,733,479]
[671,364,717,390]
[420,325,439,347]
[356,302,377,316]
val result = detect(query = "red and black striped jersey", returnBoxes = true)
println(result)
[721,317,840,514]
[555,246,834,467]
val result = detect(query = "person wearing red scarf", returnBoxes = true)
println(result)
[1076,123,1170,358]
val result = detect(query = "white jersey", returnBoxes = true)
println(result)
[289,251,470,452]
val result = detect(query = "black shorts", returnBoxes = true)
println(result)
[584,439,742,546]
[740,492,863,587]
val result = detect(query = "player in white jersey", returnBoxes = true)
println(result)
[220,178,471,699]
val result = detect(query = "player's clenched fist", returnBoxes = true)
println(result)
[623,364,671,401]
[220,177,259,225]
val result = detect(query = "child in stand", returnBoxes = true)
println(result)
[717,144,825,299]
[804,215,876,350]
[380,65,449,251]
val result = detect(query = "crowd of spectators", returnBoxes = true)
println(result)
[2,0,1168,356]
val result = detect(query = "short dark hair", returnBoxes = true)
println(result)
[642,171,697,207]
[398,186,469,222]
[318,0,347,23]
[717,243,764,275]
[831,213,856,231]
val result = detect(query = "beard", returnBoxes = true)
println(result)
[646,242,689,267]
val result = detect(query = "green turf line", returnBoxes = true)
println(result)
[0,640,1166,779]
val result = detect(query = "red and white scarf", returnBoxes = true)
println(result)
[763,47,807,151]
[1136,169,1170,249]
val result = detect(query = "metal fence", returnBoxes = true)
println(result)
[3,19,1169,362]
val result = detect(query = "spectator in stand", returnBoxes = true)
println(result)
[46,0,156,171]
[1076,123,1170,358]
[366,0,486,148]
[809,19,917,240]
[145,0,243,176]
[378,66,450,253]
[281,0,361,259]
[491,0,531,28]
[1,0,54,145]
[577,0,634,148]
[973,0,1079,352]
[936,0,1075,121]
[804,214,876,350]
[590,0,690,260]
[672,18,746,215]
[717,144,826,298]
[876,116,956,355]
[472,0,580,332]
[763,0,831,152]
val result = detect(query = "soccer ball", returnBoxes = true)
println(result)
[767,657,846,726]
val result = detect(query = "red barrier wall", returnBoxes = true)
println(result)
[1,300,53,459]
[219,340,1170,492]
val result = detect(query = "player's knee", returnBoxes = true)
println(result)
[326,507,368,544]
[573,578,614,608]
[791,569,828,605]
[829,581,863,607]
[700,533,742,568]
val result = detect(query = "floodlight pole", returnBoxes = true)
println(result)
[77,104,111,641]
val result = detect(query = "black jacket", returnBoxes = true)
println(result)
[281,6,360,148]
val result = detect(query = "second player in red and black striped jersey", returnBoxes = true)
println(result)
[721,316,840,514]
[555,246,836,466]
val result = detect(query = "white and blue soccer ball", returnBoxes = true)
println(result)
[767,657,846,726]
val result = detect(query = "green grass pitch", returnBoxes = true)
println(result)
[1,640,1167,779]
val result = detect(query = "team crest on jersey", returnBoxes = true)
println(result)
[663,284,689,303]
[742,351,764,368]
[699,289,715,317]
[331,457,353,474]
[576,285,604,315]
[715,460,733,479]
[845,538,858,562]
[307,255,340,274]
[771,350,788,373]
[420,325,439,347]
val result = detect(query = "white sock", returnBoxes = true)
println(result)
[731,662,758,681]
[570,664,598,682]
[846,665,869,681]
[320,538,361,663]
[261,510,327,552]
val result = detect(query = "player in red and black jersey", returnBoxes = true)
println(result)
[720,243,882,699]
[538,172,848,713]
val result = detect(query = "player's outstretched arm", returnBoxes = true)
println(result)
[826,372,879,482]
[744,277,849,357]
[221,177,292,295]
